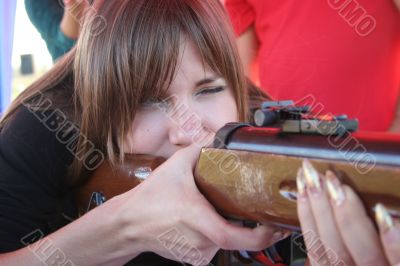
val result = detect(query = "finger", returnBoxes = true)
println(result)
[296,167,329,266]
[151,143,202,184]
[302,161,354,265]
[173,143,203,170]
[187,195,283,251]
[375,204,400,265]
[325,172,389,266]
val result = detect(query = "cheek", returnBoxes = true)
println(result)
[199,91,239,133]
[122,111,167,154]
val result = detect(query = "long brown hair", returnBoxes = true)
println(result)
[1,0,248,182]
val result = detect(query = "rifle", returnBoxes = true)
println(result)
[76,100,400,230]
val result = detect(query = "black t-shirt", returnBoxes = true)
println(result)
[0,104,188,265]
[0,105,75,251]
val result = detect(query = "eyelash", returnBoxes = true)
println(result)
[196,86,225,96]
[141,86,225,108]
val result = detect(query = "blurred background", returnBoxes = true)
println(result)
[1,0,399,131]
[1,0,53,114]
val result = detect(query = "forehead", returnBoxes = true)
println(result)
[168,39,221,92]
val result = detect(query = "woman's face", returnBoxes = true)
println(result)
[123,39,239,158]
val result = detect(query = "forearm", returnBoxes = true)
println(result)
[237,26,260,83]
[389,94,400,132]
[60,10,81,40]
[0,195,143,266]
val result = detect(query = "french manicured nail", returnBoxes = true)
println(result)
[375,203,394,233]
[302,160,322,196]
[325,170,345,206]
[296,167,307,201]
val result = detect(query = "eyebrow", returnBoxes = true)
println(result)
[195,77,222,87]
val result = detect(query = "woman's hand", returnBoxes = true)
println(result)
[112,144,287,265]
[296,160,400,266]
[61,0,90,39]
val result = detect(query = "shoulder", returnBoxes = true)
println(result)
[0,95,77,252]
[0,104,75,186]
[0,84,76,189]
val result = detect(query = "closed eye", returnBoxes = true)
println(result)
[195,86,225,96]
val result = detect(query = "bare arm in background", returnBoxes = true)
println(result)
[390,96,400,132]
[60,0,90,40]
[237,26,260,84]
[395,0,400,11]
[389,0,400,131]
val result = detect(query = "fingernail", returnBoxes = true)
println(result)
[325,170,345,206]
[375,203,394,233]
[302,160,322,196]
[296,167,307,201]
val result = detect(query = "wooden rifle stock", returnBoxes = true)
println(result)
[195,123,400,230]
[76,123,400,230]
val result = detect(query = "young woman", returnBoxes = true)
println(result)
[0,0,398,265]
[0,1,281,265]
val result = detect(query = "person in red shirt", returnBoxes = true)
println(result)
[225,0,400,132]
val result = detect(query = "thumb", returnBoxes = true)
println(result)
[173,143,204,171]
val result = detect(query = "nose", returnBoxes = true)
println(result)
[168,108,204,147]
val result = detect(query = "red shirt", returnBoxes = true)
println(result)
[225,0,400,131]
